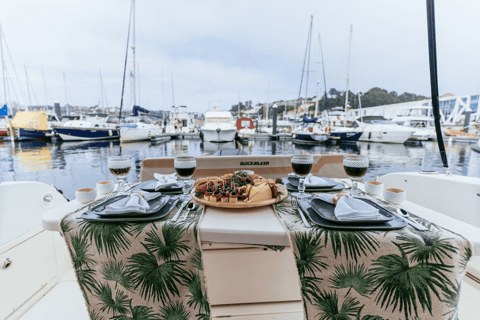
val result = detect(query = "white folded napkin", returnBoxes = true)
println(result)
[313,194,384,221]
[304,174,330,187]
[105,193,149,213]
[154,173,178,191]
[289,173,330,187]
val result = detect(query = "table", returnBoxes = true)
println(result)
[59,184,472,320]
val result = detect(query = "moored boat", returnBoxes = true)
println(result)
[356,116,415,143]
[201,105,237,142]
[9,111,53,140]
[292,114,330,143]
[54,115,119,141]
[119,106,163,143]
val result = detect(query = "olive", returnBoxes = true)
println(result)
[206,188,212,192]
[231,191,237,196]
[214,190,220,195]
[221,191,227,196]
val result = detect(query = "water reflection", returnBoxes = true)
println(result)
[1,138,478,200]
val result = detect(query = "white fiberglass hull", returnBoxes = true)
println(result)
[202,128,236,142]
[359,127,413,144]
[120,126,163,142]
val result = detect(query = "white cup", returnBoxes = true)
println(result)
[383,188,407,205]
[96,180,115,195]
[364,181,384,196]
[76,188,97,204]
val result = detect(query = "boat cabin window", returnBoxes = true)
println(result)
[205,117,231,124]
[347,122,359,128]
[182,120,188,127]
[95,124,99,128]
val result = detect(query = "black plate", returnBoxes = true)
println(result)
[282,177,345,192]
[287,176,337,188]
[139,179,194,193]
[81,196,179,222]
[298,199,407,230]
[310,198,395,225]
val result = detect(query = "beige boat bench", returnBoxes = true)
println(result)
[140,155,346,319]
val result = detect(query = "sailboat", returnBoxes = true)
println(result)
[292,17,330,144]
[117,2,163,143]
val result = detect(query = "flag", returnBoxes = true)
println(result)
[0,104,7,117]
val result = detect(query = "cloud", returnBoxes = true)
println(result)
[1,0,479,112]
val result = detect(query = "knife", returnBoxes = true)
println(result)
[171,200,188,222]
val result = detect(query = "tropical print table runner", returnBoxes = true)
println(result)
[273,194,472,320]
[61,198,210,320]
[62,192,472,320]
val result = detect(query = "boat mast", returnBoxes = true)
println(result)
[131,0,136,107]
[42,69,48,109]
[319,32,328,112]
[0,23,7,109]
[63,72,69,114]
[24,66,32,109]
[162,70,165,120]
[344,25,353,127]
[118,0,134,124]
[296,16,313,121]
[314,33,320,118]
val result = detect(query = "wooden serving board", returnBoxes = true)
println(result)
[192,184,288,208]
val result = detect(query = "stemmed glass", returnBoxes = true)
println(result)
[108,156,132,194]
[174,156,197,201]
[291,154,314,199]
[343,156,369,197]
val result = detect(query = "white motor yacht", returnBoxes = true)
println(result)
[165,107,197,134]
[54,115,119,141]
[355,116,415,143]
[392,115,436,141]
[201,106,237,142]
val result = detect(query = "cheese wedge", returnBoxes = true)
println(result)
[249,183,272,202]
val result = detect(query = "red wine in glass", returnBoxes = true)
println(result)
[175,167,196,178]
[292,162,313,176]
[343,165,367,178]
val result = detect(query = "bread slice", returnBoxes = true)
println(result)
[249,184,272,202]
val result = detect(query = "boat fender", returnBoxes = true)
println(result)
[28,120,39,128]
[216,128,221,133]
[324,126,331,133]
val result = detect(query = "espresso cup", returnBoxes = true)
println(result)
[96,180,115,194]
[364,181,384,196]
[383,188,406,205]
[76,188,97,204]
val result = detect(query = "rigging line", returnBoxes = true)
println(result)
[426,0,449,171]
[319,33,328,111]
[296,15,313,118]
[171,72,175,107]
[24,66,32,106]
[118,0,134,124]
[42,69,48,107]
[2,31,26,105]
[29,74,39,106]
[5,68,21,106]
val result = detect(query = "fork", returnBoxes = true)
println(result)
[291,197,311,228]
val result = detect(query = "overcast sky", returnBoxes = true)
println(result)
[1,0,479,113]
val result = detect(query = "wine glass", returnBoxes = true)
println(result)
[343,156,369,197]
[291,154,314,199]
[108,156,132,194]
[174,156,197,201]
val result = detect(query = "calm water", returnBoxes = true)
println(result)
[1,138,479,200]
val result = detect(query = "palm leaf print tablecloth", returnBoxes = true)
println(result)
[61,193,472,320]
[274,194,472,320]
[61,198,210,320]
